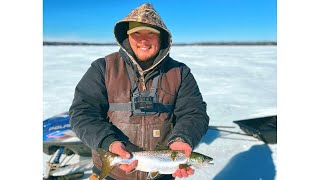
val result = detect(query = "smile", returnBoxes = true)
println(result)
[138,46,151,51]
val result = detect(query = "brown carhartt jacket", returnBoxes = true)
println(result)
[70,3,209,180]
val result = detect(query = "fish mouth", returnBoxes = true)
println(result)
[208,160,214,165]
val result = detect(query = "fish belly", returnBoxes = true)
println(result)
[135,156,186,174]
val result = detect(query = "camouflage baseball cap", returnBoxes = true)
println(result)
[127,22,160,35]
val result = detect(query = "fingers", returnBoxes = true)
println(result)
[172,170,181,178]
[186,167,194,175]
[172,167,195,178]
[109,141,131,159]
[180,169,188,177]
[184,148,192,157]
[119,160,138,173]
[169,141,192,157]
[116,147,131,159]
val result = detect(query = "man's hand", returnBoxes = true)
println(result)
[169,141,195,178]
[109,141,138,173]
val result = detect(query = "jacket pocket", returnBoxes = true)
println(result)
[108,111,142,146]
[146,115,173,150]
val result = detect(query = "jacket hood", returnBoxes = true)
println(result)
[114,3,172,76]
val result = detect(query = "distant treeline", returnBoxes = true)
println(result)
[43,41,276,46]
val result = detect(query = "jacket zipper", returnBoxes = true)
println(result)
[141,116,145,148]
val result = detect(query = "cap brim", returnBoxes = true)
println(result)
[127,26,160,35]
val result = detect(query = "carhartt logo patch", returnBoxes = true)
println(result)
[153,130,160,137]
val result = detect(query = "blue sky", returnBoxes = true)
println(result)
[43,0,277,43]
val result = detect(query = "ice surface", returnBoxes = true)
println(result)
[43,45,276,179]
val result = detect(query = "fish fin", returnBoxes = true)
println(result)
[154,144,169,151]
[179,164,190,169]
[96,148,117,180]
[170,151,178,161]
[147,171,160,179]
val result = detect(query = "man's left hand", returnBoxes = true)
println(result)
[169,141,195,178]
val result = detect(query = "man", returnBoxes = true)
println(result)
[69,3,209,180]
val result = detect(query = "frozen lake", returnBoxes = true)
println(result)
[43,45,277,179]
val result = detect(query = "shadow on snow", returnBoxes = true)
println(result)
[214,144,276,180]
[200,129,222,145]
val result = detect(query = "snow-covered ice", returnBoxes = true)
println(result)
[43,45,277,179]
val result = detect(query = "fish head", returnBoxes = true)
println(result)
[188,152,214,168]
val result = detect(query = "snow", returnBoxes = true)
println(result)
[43,45,277,179]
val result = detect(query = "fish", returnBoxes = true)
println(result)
[96,148,214,180]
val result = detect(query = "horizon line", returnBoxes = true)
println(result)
[43,41,277,46]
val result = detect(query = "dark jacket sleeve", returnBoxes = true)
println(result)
[169,63,209,148]
[69,58,121,150]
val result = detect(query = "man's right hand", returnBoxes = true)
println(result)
[109,141,138,173]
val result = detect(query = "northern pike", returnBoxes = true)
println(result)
[96,148,214,180]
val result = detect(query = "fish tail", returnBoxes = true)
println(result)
[96,148,117,180]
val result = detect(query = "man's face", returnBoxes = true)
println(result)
[128,30,161,61]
